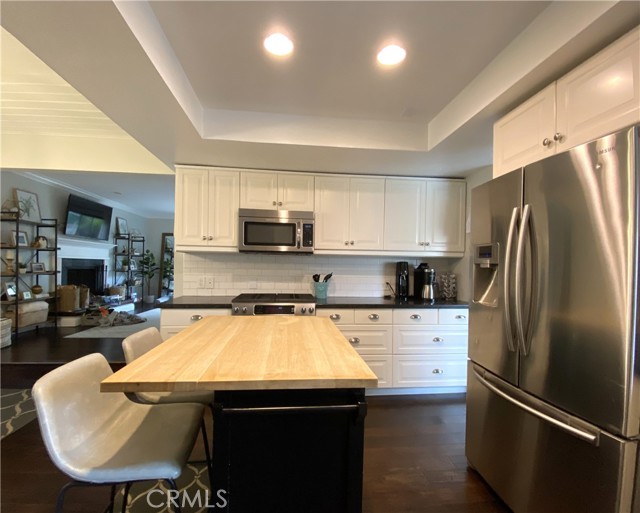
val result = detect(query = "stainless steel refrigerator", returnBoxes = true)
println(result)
[467,125,640,513]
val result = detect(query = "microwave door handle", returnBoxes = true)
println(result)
[297,224,301,249]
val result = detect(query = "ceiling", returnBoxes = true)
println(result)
[1,1,639,217]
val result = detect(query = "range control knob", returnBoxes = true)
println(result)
[242,307,248,314]
[301,307,307,314]
[309,307,315,314]
[233,307,240,314]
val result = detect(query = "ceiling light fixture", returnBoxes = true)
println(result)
[264,33,294,56]
[377,44,406,66]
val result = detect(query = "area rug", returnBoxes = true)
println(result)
[114,463,216,513]
[64,309,161,339]
[1,389,37,439]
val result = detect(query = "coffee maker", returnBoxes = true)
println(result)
[395,261,409,300]
[414,263,437,301]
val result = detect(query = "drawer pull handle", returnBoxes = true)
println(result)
[455,314,466,320]
[349,337,360,344]
[190,315,203,321]
[433,337,443,343]
[410,314,421,320]
[330,314,341,320]
[432,369,444,374]
[368,314,379,320]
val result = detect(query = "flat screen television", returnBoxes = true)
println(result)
[64,194,113,241]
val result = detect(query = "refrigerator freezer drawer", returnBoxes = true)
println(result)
[466,362,638,513]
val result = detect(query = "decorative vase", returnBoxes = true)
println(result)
[144,294,156,304]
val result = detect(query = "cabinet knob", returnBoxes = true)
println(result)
[368,314,379,320]
[190,315,203,321]
[348,337,360,344]
[432,368,444,374]
[329,314,341,320]
[272,201,277,206]
[425,241,430,246]
[433,337,443,343]
[202,235,207,240]
[344,241,349,246]
[455,314,466,320]
[278,201,283,206]
[419,242,424,246]
[542,137,552,147]
[350,240,355,245]
[208,236,213,240]
[410,314,421,320]
[553,132,563,142]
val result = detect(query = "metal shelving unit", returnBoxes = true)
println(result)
[0,213,59,339]
[113,234,145,302]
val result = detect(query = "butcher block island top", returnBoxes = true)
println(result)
[101,316,378,393]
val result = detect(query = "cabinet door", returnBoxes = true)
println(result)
[314,176,350,249]
[383,178,425,251]
[556,27,640,151]
[349,178,384,250]
[278,173,315,211]
[209,170,239,247]
[240,171,278,209]
[360,355,392,388]
[424,180,466,254]
[493,83,556,177]
[175,167,209,246]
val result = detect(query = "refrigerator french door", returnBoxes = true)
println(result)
[467,126,640,513]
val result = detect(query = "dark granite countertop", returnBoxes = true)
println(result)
[160,295,467,310]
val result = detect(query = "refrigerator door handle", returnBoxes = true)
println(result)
[514,204,530,355]
[472,367,600,445]
[503,207,519,352]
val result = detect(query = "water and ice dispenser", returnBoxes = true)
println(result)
[472,243,500,307]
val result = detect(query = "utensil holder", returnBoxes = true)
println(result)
[313,282,328,299]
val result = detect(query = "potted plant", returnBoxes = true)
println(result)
[161,257,174,294]
[18,262,27,275]
[137,250,159,303]
[121,258,129,272]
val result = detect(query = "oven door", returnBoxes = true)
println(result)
[239,215,303,253]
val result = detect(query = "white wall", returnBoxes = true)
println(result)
[452,166,493,301]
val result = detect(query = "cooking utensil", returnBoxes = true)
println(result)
[313,274,320,282]
[323,273,333,282]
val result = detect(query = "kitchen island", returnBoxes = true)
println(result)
[102,316,377,513]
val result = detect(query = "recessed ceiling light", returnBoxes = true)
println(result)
[377,44,406,66]
[264,33,294,56]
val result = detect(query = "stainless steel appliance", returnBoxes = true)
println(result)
[238,209,314,253]
[231,293,316,316]
[414,263,437,301]
[467,126,640,513]
[395,262,409,300]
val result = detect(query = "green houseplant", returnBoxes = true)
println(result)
[137,250,159,303]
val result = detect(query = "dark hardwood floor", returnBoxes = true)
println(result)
[1,394,510,513]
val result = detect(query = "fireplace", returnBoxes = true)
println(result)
[61,258,107,295]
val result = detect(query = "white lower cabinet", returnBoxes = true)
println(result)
[319,307,469,391]
[160,308,231,340]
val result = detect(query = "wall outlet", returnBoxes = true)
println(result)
[205,276,214,288]
[198,276,206,288]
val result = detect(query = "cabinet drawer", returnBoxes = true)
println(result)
[393,355,467,388]
[160,308,231,327]
[438,309,469,325]
[316,309,355,325]
[393,326,467,354]
[353,309,392,324]
[392,309,438,325]
[339,326,392,354]
[360,355,392,388]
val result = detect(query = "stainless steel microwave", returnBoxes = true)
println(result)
[238,209,314,253]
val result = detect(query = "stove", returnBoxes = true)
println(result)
[231,293,316,316]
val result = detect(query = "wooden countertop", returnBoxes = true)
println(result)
[101,316,378,393]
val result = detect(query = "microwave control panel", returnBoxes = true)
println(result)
[302,223,314,248]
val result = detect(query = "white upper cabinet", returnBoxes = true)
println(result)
[314,176,384,250]
[240,171,314,211]
[494,27,640,177]
[175,166,239,248]
[384,178,466,255]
